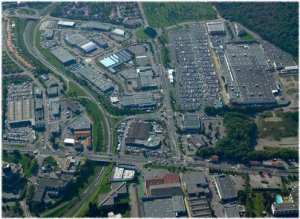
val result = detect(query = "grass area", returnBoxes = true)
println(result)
[18,8,36,15]
[78,165,102,195]
[253,193,265,217]
[75,164,113,217]
[79,98,107,152]
[3,152,33,177]
[2,52,23,74]
[137,175,145,198]
[142,2,217,28]
[135,28,151,40]
[258,111,298,140]
[42,199,77,217]
[260,111,273,118]
[64,81,87,98]
[110,117,122,154]
[12,18,33,65]
[240,32,255,41]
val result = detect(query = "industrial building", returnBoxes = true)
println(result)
[125,121,162,149]
[57,20,75,28]
[123,18,142,29]
[142,196,186,217]
[92,37,109,49]
[68,115,91,132]
[271,189,298,217]
[112,28,125,36]
[77,66,115,93]
[182,172,209,197]
[99,50,133,72]
[138,75,158,91]
[120,92,156,109]
[149,183,183,197]
[206,21,226,35]
[80,22,111,32]
[222,43,279,105]
[65,34,97,53]
[8,99,35,126]
[214,174,238,202]
[145,173,180,196]
[50,121,60,136]
[50,47,76,66]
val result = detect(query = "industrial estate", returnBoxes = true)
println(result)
[2,1,299,218]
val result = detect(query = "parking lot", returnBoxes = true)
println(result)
[169,23,221,112]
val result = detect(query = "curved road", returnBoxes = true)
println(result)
[23,21,112,152]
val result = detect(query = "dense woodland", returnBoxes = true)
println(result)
[142,2,217,28]
[215,2,298,57]
[197,111,298,163]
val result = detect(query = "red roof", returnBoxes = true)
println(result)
[163,173,180,184]
[145,178,164,189]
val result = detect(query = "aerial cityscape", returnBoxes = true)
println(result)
[1,1,299,218]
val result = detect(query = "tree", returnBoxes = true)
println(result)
[30,158,39,175]
[144,26,157,38]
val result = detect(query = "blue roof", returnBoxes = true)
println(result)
[100,57,117,67]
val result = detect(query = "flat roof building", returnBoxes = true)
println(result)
[149,183,183,197]
[80,22,111,32]
[50,47,76,66]
[223,43,278,105]
[65,34,97,53]
[214,174,238,202]
[183,172,209,197]
[112,28,125,36]
[57,20,75,28]
[183,114,201,131]
[223,205,240,218]
[206,21,226,35]
[77,66,115,93]
[8,99,35,126]
[120,92,156,109]
[142,196,186,217]
[68,115,91,132]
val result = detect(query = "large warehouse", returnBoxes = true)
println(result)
[8,99,35,126]
[80,22,111,32]
[222,43,279,105]
[99,50,133,72]
[77,66,115,93]
[65,34,97,53]
[50,47,76,66]
[120,92,157,109]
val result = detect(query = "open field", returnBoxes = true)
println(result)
[135,28,151,40]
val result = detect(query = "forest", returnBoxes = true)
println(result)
[215,2,298,57]
[142,2,217,28]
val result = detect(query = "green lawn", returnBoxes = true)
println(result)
[79,98,107,152]
[2,52,23,74]
[253,193,265,217]
[42,199,77,217]
[240,32,255,41]
[64,81,87,98]
[18,8,36,15]
[142,2,217,28]
[135,28,151,40]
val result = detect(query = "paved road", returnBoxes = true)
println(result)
[129,183,140,217]
[23,21,113,152]
[3,145,298,177]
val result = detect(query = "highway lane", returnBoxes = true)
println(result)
[23,21,112,152]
